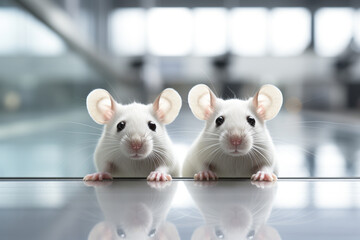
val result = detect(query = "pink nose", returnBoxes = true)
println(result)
[230,136,242,146]
[131,141,143,150]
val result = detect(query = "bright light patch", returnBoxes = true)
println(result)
[0,8,65,55]
[147,8,192,56]
[109,8,145,55]
[274,182,309,208]
[314,182,351,208]
[173,143,190,166]
[316,144,345,177]
[276,144,308,177]
[193,8,227,56]
[25,14,66,56]
[172,182,196,208]
[0,8,23,54]
[270,8,311,56]
[315,8,354,57]
[230,8,268,56]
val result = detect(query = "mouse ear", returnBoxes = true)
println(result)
[253,84,283,121]
[188,84,217,120]
[86,89,116,125]
[153,88,182,125]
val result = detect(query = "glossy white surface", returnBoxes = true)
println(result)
[0,179,359,240]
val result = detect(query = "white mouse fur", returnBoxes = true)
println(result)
[88,181,180,240]
[84,88,182,181]
[182,84,283,181]
[185,181,280,240]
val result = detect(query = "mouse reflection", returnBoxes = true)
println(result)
[185,181,280,240]
[87,181,179,240]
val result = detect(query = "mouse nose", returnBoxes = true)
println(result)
[131,140,143,150]
[230,135,242,147]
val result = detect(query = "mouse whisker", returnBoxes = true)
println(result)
[65,121,104,131]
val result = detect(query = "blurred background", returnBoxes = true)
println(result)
[0,0,359,177]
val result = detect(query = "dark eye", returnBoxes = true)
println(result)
[215,228,224,239]
[148,121,156,132]
[117,228,126,238]
[117,121,126,132]
[148,228,156,237]
[247,116,255,127]
[215,116,225,127]
[247,230,255,239]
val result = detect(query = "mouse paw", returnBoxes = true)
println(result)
[194,170,218,181]
[83,172,113,181]
[251,171,277,182]
[251,180,277,189]
[147,181,172,190]
[147,171,172,181]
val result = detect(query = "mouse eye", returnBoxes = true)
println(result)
[215,116,225,127]
[214,227,224,239]
[148,228,156,237]
[246,116,256,127]
[247,229,255,239]
[117,228,126,238]
[148,121,156,132]
[117,121,126,132]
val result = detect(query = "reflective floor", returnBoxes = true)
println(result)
[1,179,360,240]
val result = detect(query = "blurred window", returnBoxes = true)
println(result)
[230,8,268,56]
[315,8,354,57]
[270,8,311,56]
[108,8,146,56]
[193,8,227,56]
[147,8,192,56]
[354,9,360,49]
[0,8,65,55]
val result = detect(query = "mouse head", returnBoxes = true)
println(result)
[87,88,182,159]
[188,84,282,157]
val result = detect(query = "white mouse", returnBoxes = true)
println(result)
[87,181,180,240]
[185,181,280,240]
[83,88,182,181]
[182,84,283,181]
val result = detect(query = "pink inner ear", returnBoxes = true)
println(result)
[203,106,214,120]
[155,96,171,123]
[256,105,266,119]
[103,109,114,122]
[198,90,215,120]
[255,94,271,120]
[156,109,165,122]
[97,98,114,122]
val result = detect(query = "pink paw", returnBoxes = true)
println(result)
[251,171,277,182]
[147,171,172,181]
[251,180,277,189]
[83,172,113,181]
[194,170,218,181]
[147,181,172,190]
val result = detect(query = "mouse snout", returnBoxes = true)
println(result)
[131,141,143,150]
[130,137,143,151]
[125,133,153,159]
[229,135,242,147]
